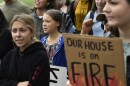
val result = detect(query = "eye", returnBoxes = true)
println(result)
[110,1,118,5]
[46,20,50,23]
[20,29,26,32]
[21,30,26,32]
[11,29,17,33]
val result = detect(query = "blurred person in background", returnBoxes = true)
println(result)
[41,9,67,67]
[56,0,70,13]
[84,0,105,36]
[69,0,93,34]
[2,0,32,24]
[31,0,75,40]
[30,0,58,39]
[0,9,14,63]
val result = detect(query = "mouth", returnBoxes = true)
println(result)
[105,15,113,20]
[43,28,48,31]
[15,39,23,43]
[106,16,113,21]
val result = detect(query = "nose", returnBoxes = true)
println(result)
[42,21,46,27]
[15,31,21,36]
[103,3,110,13]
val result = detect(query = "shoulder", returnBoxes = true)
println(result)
[30,11,35,16]
[32,47,48,63]
[16,0,28,6]
[3,48,17,61]
[29,42,48,58]
[34,49,48,59]
[15,1,32,12]
[30,10,38,19]
[40,36,48,43]
[85,11,91,19]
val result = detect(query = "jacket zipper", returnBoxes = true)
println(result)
[19,54,23,80]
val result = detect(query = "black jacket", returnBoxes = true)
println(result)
[0,29,14,60]
[0,42,50,86]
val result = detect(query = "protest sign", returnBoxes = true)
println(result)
[64,34,126,86]
[50,65,68,86]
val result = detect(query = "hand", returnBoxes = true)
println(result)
[66,80,72,86]
[80,19,94,35]
[17,81,29,86]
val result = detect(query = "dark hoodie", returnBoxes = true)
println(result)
[0,42,50,86]
[0,28,14,60]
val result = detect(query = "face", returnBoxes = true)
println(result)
[103,0,130,28]
[95,0,106,10]
[42,13,59,34]
[56,0,65,8]
[11,21,34,51]
[34,0,47,9]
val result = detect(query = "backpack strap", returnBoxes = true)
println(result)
[88,12,94,35]
[90,12,94,19]
[61,12,66,33]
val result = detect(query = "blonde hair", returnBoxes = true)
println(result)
[10,13,39,42]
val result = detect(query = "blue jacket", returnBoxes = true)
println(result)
[41,35,67,67]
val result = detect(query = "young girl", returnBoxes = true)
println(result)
[0,14,50,86]
[84,0,105,36]
[31,0,75,39]
[103,0,130,85]
[41,9,67,67]
[30,0,57,39]
[69,0,93,34]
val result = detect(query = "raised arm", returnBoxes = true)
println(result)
[80,19,94,35]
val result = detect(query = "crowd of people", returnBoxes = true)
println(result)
[0,0,130,86]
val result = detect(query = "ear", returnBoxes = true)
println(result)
[31,32,34,38]
[56,22,60,27]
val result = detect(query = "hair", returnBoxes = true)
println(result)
[110,27,119,37]
[88,0,94,12]
[91,0,105,13]
[10,13,39,42]
[46,0,58,10]
[56,0,66,9]
[44,9,62,32]
[127,0,130,4]
[65,0,70,6]
[91,0,97,13]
